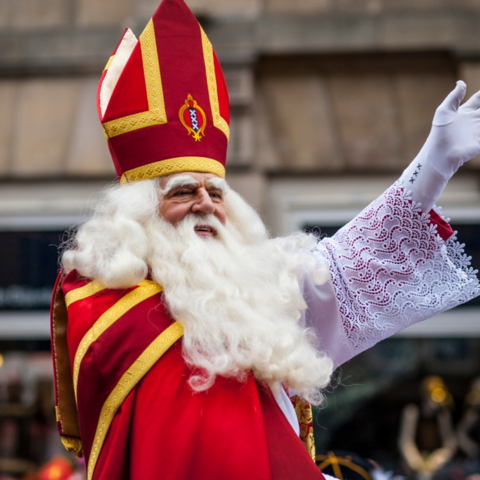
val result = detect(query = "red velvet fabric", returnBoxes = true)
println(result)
[63,273,170,464]
[259,386,324,480]
[93,390,134,480]
[214,50,230,125]
[63,271,137,368]
[92,342,324,480]
[75,293,172,463]
[108,122,228,175]
[62,270,89,294]
[154,0,210,127]
[63,270,324,480]
[128,345,272,480]
[103,42,150,122]
[107,140,124,180]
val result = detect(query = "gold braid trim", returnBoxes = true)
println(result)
[120,156,225,183]
[102,19,167,139]
[87,322,184,480]
[61,435,84,459]
[65,280,106,308]
[200,26,230,141]
[73,281,162,402]
[291,395,316,462]
[103,55,114,71]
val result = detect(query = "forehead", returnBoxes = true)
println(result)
[160,172,222,189]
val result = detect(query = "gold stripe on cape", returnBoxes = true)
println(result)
[73,281,163,401]
[65,280,106,308]
[87,321,184,480]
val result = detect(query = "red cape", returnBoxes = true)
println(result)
[53,270,324,480]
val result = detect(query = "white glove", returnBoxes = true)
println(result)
[400,81,480,213]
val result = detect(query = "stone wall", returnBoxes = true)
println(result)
[0,74,257,178]
[1,0,480,188]
[264,0,480,15]
[256,53,471,173]
[0,77,113,178]
[4,0,480,29]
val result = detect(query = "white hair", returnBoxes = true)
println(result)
[63,178,333,404]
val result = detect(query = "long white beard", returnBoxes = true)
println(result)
[145,212,333,404]
[62,180,333,404]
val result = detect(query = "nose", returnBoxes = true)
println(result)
[191,188,215,215]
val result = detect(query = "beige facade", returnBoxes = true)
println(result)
[1,0,480,231]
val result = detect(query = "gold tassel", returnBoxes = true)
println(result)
[61,435,84,458]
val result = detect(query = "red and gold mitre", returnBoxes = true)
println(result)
[97,0,230,184]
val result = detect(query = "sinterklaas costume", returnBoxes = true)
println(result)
[50,1,480,479]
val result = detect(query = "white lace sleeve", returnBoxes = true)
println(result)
[305,183,480,368]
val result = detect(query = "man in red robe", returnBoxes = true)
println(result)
[51,0,480,479]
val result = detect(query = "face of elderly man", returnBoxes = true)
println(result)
[159,172,227,237]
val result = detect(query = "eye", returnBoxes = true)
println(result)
[209,190,223,200]
[173,189,192,196]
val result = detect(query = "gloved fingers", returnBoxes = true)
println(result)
[432,81,467,126]
[462,88,480,111]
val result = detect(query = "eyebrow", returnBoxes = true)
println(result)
[161,175,199,195]
[207,177,228,193]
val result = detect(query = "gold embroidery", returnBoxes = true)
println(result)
[200,27,230,141]
[102,19,167,139]
[179,94,207,142]
[87,322,184,480]
[55,405,61,422]
[103,55,114,71]
[73,281,162,401]
[65,281,106,308]
[120,156,225,184]
[292,395,316,461]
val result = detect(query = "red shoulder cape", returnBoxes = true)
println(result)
[52,270,324,480]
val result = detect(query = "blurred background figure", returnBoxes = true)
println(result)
[398,377,456,480]
[457,377,480,460]
[2,0,480,477]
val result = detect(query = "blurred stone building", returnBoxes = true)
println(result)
[2,0,480,233]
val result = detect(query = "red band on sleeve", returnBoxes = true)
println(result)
[429,208,454,242]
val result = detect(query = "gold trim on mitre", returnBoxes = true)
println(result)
[200,26,230,141]
[103,55,115,71]
[102,19,167,139]
[120,157,226,184]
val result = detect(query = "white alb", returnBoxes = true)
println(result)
[304,184,479,370]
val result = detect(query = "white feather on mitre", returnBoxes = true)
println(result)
[99,29,138,119]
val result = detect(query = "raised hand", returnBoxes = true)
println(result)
[400,81,480,213]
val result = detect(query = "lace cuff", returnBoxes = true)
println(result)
[316,183,480,360]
